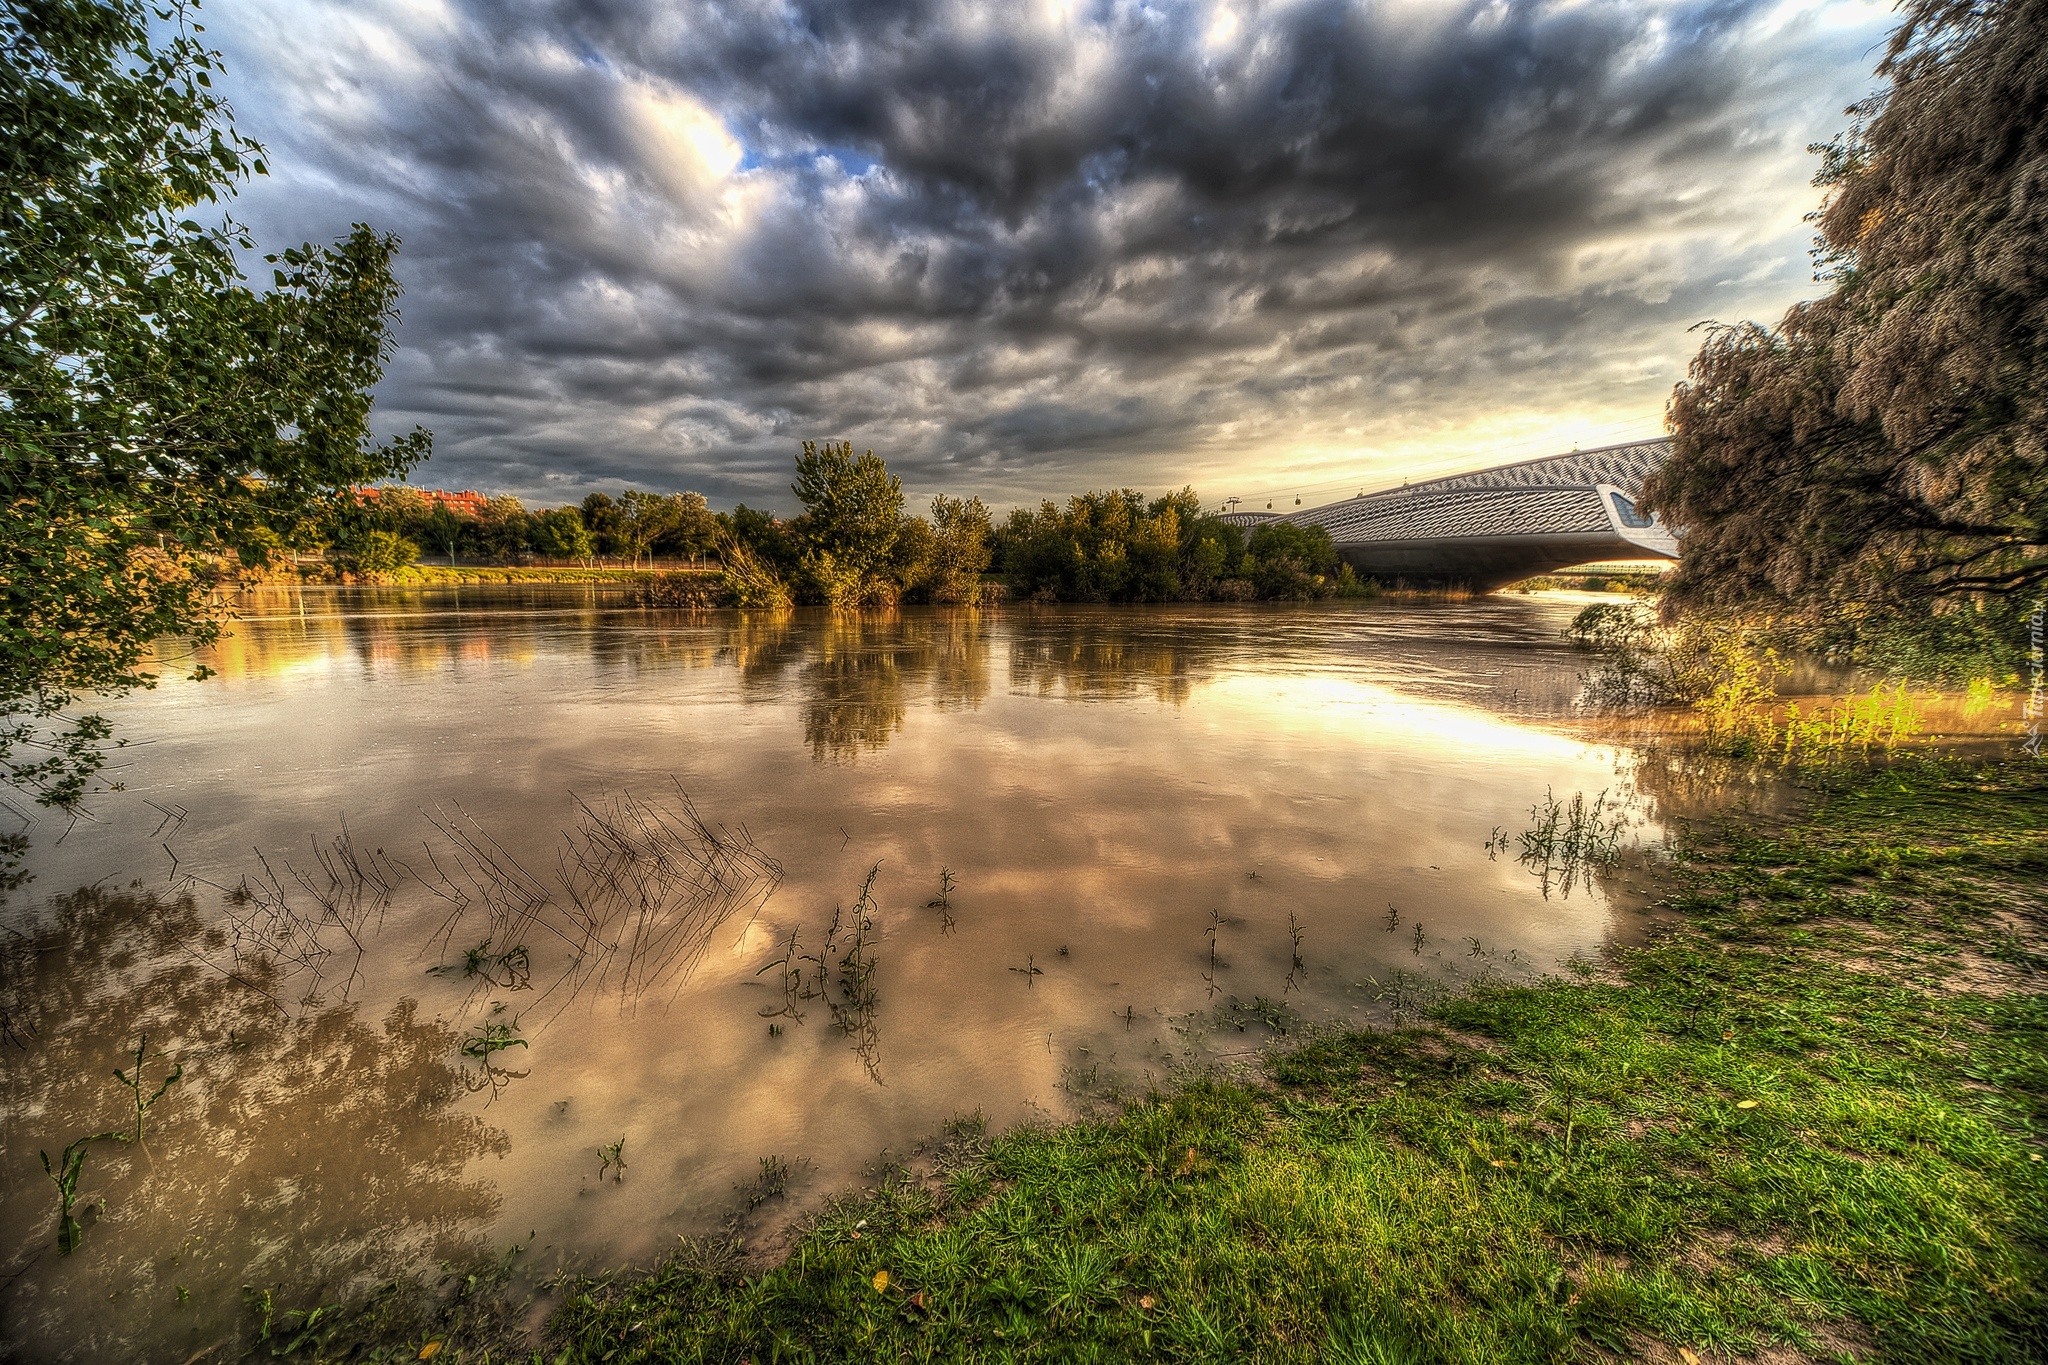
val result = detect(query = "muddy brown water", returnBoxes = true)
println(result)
[0,587,1988,1362]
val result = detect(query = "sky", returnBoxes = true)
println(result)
[201,0,1896,514]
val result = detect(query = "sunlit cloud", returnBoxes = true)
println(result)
[204,0,1891,510]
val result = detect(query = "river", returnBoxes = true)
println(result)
[0,587,1760,1361]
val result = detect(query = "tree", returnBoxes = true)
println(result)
[1646,0,2047,606]
[342,530,419,576]
[791,441,903,576]
[720,504,798,574]
[1244,522,1340,600]
[475,495,529,560]
[580,492,622,557]
[653,491,720,561]
[533,506,595,563]
[925,495,994,604]
[420,504,468,565]
[1,0,426,819]
[613,489,667,567]
[999,490,1183,602]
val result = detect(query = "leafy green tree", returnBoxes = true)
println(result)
[1244,522,1340,600]
[792,441,903,575]
[613,489,667,567]
[1646,0,2047,607]
[580,492,622,557]
[1,0,426,818]
[475,495,529,560]
[789,441,905,605]
[1183,517,1246,597]
[924,494,994,604]
[889,514,939,599]
[659,491,719,560]
[720,504,799,575]
[368,485,432,539]
[1000,491,1183,602]
[533,506,595,563]
[420,504,469,565]
[342,530,419,576]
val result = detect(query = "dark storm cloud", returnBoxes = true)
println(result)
[211,0,1890,507]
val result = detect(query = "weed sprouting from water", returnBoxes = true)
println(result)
[927,865,957,932]
[1516,788,1629,898]
[1203,908,1229,997]
[798,864,884,1083]
[460,1014,528,1059]
[450,939,532,990]
[1285,912,1306,994]
[39,1130,124,1254]
[111,1033,183,1152]
[1365,968,1448,1027]
[1228,995,1300,1036]
[459,1010,534,1097]
[596,1137,627,1184]
[1011,955,1043,984]
[756,925,806,1023]
[741,1155,808,1211]
[420,783,784,1016]
[1411,923,1426,955]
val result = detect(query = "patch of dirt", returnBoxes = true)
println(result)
[1611,1311,1872,1365]
[1672,1227,1790,1278]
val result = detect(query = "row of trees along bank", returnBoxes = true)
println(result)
[354,440,1376,607]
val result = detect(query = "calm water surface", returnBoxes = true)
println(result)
[2,588,1756,1361]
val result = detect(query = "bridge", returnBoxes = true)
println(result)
[1220,437,1678,592]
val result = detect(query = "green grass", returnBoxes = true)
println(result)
[303,759,2048,1363]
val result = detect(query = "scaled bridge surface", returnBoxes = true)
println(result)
[1221,437,1679,591]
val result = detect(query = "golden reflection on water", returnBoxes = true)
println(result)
[0,890,505,1364]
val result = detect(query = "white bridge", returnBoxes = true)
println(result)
[1221,437,1679,591]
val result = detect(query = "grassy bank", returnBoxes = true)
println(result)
[299,758,2048,1363]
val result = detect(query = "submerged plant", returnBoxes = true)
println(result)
[927,865,958,932]
[39,1130,124,1254]
[756,925,806,1024]
[596,1137,626,1183]
[800,864,884,1084]
[111,1033,183,1151]
[1517,788,1630,897]
[742,1155,806,1211]
[459,1016,529,1059]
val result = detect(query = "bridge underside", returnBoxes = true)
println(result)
[1338,533,1671,594]
[1226,438,1680,594]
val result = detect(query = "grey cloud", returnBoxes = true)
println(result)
[209,0,1889,508]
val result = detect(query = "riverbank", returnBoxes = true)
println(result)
[249,563,718,587]
[284,754,2046,1363]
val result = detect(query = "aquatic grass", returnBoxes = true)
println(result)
[828,864,884,1083]
[927,864,958,932]
[543,757,2048,1363]
[1285,911,1306,993]
[755,925,806,1024]
[1515,787,1629,897]
[777,865,886,1081]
